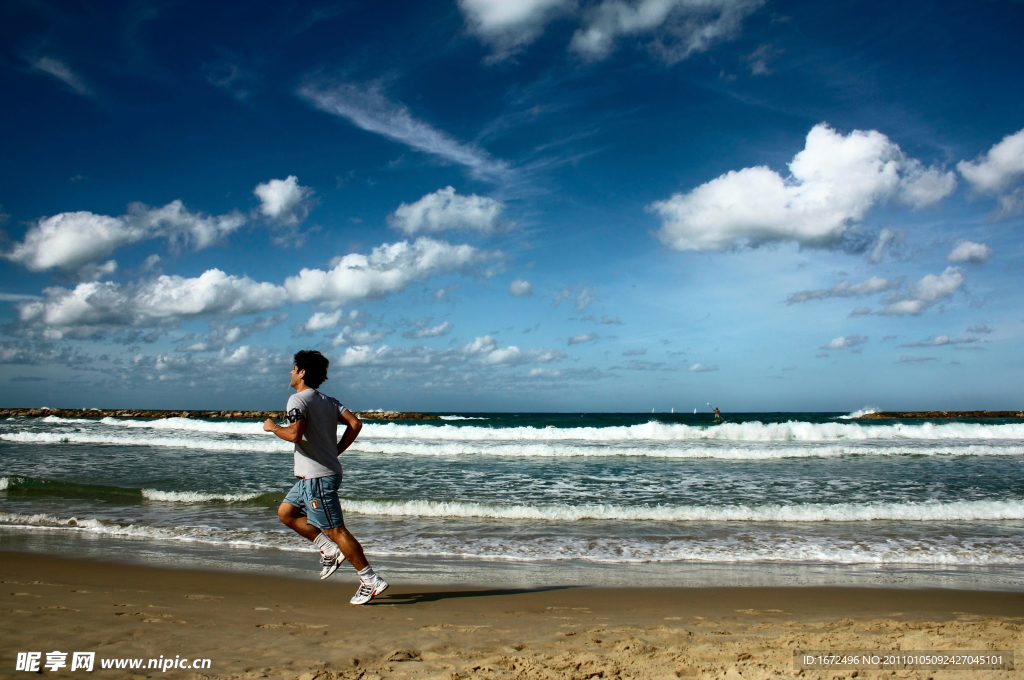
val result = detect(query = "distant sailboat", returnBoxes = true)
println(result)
[671,408,674,413]
[693,408,697,414]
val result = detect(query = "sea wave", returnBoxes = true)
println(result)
[357,420,1024,442]
[2,511,1021,565]
[141,489,272,503]
[339,498,1024,522]
[0,475,281,504]
[4,428,1023,458]
[0,431,291,452]
[839,407,880,419]
[17,416,1024,443]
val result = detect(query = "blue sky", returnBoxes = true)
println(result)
[1,0,1022,412]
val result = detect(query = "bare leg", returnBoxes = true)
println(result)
[323,526,369,571]
[279,502,369,571]
[277,502,321,542]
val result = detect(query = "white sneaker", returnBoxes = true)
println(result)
[349,575,388,605]
[319,549,345,580]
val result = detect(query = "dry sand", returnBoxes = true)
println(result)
[1,552,1020,679]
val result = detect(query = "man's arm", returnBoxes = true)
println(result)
[263,417,306,443]
[337,409,362,454]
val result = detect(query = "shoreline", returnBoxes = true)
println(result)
[1,551,1021,679]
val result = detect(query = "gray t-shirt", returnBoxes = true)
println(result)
[285,389,348,478]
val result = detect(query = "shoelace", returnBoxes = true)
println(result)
[354,581,374,598]
[320,550,338,566]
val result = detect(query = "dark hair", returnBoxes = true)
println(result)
[294,350,329,388]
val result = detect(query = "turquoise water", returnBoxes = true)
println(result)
[2,412,1023,587]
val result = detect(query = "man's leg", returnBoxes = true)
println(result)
[277,502,321,541]
[279,500,344,579]
[323,526,368,571]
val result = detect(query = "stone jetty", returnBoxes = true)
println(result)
[857,410,1023,419]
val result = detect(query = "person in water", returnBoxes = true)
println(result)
[263,350,388,605]
[713,407,722,423]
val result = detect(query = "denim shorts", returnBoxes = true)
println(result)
[282,474,344,530]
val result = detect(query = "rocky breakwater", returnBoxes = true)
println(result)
[0,407,440,421]
[858,410,1024,419]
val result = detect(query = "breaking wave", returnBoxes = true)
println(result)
[340,498,1024,522]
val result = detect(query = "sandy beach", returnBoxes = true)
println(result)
[1,552,1020,679]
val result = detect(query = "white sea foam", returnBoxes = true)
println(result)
[350,440,1024,459]
[338,498,1024,522]
[0,431,291,453]
[3,427,1023,459]
[76,416,1024,442]
[839,407,880,419]
[440,415,488,420]
[0,477,9,491]
[98,417,264,434]
[2,511,1021,566]
[141,489,267,503]
[359,420,1024,442]
[0,512,308,552]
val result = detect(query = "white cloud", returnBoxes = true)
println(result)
[459,0,576,61]
[462,334,566,366]
[880,266,964,316]
[388,186,506,235]
[688,362,717,372]
[284,238,491,304]
[966,324,992,334]
[957,127,1024,217]
[17,270,286,338]
[650,124,956,251]
[568,332,596,345]
[570,0,765,64]
[4,201,245,273]
[623,348,646,356]
[899,335,978,348]
[947,240,992,264]
[296,81,509,180]
[459,0,762,65]
[404,321,454,339]
[253,176,316,226]
[899,355,938,363]
[301,310,345,333]
[31,56,91,96]
[509,278,533,296]
[849,306,872,317]
[786,275,902,305]
[820,334,868,350]
[221,345,254,365]
[337,335,565,369]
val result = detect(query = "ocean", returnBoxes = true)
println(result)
[2,412,1023,589]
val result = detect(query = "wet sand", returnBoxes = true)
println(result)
[1,552,1020,679]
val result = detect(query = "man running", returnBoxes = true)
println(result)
[263,349,388,605]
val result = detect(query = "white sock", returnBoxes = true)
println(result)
[313,533,338,554]
[358,565,377,583]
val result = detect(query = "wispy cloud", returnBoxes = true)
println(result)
[297,80,510,181]
[899,335,979,348]
[786,275,902,305]
[30,57,91,96]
